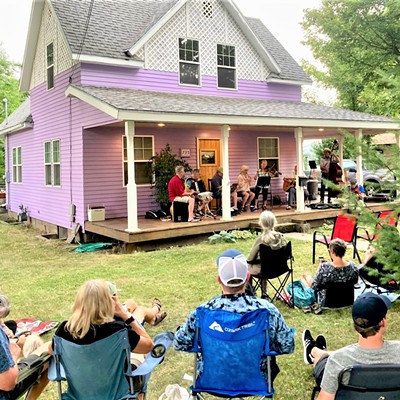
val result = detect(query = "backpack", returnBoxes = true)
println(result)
[287,280,316,309]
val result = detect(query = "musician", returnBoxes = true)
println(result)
[348,177,366,200]
[283,165,309,210]
[251,159,272,210]
[237,165,255,212]
[211,167,238,210]
[320,148,340,204]
[186,169,209,216]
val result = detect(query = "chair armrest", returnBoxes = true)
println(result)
[313,230,328,243]
[356,226,372,239]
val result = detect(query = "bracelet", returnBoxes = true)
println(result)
[124,315,135,326]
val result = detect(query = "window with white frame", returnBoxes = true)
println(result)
[44,140,61,186]
[122,136,153,186]
[12,147,22,183]
[179,38,200,86]
[217,44,236,89]
[46,42,54,90]
[257,137,279,172]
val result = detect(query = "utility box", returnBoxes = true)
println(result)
[88,206,105,222]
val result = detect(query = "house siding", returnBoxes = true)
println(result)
[80,64,302,101]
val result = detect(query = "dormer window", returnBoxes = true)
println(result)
[46,42,54,90]
[217,44,236,89]
[179,38,200,86]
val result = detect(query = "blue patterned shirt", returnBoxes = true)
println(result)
[174,293,294,379]
[0,328,14,400]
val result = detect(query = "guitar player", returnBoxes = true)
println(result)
[283,166,309,210]
[320,148,340,204]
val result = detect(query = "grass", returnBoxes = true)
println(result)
[1,219,399,400]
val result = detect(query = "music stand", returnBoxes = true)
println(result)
[309,160,317,179]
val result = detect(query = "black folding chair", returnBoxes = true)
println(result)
[251,242,294,307]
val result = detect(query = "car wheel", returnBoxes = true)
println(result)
[364,180,381,196]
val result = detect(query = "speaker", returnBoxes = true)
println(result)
[173,201,189,222]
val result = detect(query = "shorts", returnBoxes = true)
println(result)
[313,353,329,387]
[174,196,190,203]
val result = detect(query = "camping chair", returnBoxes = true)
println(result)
[322,281,356,309]
[8,352,51,400]
[251,242,295,307]
[312,214,361,264]
[187,307,278,399]
[311,363,400,400]
[356,210,399,245]
[359,256,398,295]
[49,330,173,400]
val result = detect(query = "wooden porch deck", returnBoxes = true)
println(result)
[84,202,388,250]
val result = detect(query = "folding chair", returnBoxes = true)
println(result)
[49,330,173,400]
[8,352,51,400]
[356,210,399,245]
[359,256,398,295]
[335,363,400,399]
[251,242,295,307]
[322,281,355,309]
[312,214,361,264]
[188,307,277,399]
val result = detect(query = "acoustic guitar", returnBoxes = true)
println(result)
[283,177,295,192]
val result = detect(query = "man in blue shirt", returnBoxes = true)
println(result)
[348,177,366,200]
[174,249,295,383]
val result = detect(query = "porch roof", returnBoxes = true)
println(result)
[0,98,33,137]
[66,84,400,137]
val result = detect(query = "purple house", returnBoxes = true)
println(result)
[1,0,398,239]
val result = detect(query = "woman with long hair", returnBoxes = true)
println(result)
[237,165,255,212]
[247,210,286,298]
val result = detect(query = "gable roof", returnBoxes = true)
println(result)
[0,98,33,137]
[21,0,311,90]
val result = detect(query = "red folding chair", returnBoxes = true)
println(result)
[312,214,360,263]
[356,210,399,245]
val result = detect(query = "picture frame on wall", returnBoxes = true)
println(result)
[201,150,216,165]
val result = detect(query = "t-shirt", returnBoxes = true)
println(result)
[211,173,222,197]
[0,328,14,400]
[168,175,185,202]
[321,340,400,395]
[54,320,140,351]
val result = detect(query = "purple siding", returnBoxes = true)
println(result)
[80,64,302,101]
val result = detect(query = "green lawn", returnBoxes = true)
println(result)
[0,220,399,399]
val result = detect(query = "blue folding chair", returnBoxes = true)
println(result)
[188,307,277,399]
[49,329,173,400]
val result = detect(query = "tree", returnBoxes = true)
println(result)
[302,0,400,116]
[0,45,27,180]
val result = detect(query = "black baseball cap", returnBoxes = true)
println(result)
[352,292,391,327]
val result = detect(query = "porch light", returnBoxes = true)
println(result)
[318,128,324,132]
[157,123,165,127]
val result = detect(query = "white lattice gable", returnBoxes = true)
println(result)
[29,0,73,90]
[136,0,277,82]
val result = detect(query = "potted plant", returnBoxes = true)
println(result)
[147,144,191,214]
[18,204,28,222]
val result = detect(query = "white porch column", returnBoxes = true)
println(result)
[125,121,140,232]
[221,125,233,221]
[295,127,305,212]
[337,135,345,183]
[396,133,400,199]
[355,129,363,185]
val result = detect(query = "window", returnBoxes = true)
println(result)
[44,140,61,186]
[217,44,236,89]
[122,136,153,185]
[257,138,279,173]
[46,42,54,90]
[12,147,22,183]
[179,38,200,86]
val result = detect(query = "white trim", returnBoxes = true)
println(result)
[178,37,201,87]
[12,146,22,184]
[295,127,305,212]
[256,137,280,178]
[44,139,61,187]
[127,0,188,56]
[266,77,312,86]
[221,125,233,221]
[0,123,33,138]
[72,54,144,68]
[216,43,237,90]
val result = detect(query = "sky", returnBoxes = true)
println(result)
[0,0,322,68]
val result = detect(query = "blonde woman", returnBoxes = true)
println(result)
[237,165,255,212]
[247,211,286,298]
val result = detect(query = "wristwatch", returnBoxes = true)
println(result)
[124,315,135,326]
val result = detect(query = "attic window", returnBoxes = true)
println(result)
[203,1,213,18]
[217,44,236,89]
[46,42,54,90]
[179,38,200,86]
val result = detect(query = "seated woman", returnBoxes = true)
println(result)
[49,279,154,399]
[302,238,358,308]
[247,210,286,298]
[237,165,255,212]
[251,160,272,211]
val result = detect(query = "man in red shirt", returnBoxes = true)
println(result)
[168,166,199,222]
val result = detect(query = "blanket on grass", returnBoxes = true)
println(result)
[15,318,59,335]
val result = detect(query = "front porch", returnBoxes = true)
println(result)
[84,201,389,251]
